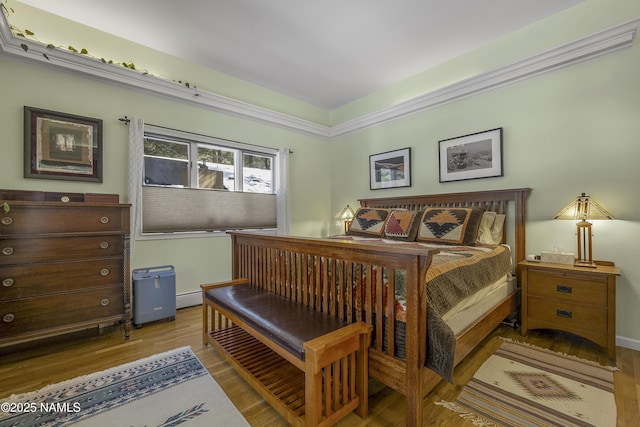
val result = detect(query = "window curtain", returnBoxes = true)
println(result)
[127,117,144,254]
[276,148,290,235]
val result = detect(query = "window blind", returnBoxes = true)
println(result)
[141,186,276,233]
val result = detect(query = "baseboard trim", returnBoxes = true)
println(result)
[176,291,202,309]
[617,335,640,352]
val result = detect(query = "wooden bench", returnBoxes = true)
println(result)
[201,278,372,426]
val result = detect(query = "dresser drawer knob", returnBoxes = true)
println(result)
[100,216,110,224]
[2,313,15,323]
[556,309,573,318]
[2,247,14,256]
[2,278,14,287]
[556,285,573,293]
[100,298,110,307]
[99,242,109,249]
[1,217,13,226]
[100,268,110,276]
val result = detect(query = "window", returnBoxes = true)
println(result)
[138,125,280,235]
[143,134,274,194]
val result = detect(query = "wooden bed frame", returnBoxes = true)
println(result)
[228,188,530,426]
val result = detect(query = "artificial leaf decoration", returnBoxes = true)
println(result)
[47,44,54,49]
[3,203,10,214]
[80,48,88,54]
[24,29,34,36]
[68,46,78,53]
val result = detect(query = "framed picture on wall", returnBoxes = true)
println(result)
[24,106,103,182]
[369,147,411,190]
[438,128,502,183]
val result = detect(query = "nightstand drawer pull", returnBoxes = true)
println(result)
[2,247,14,256]
[100,216,110,224]
[2,278,14,287]
[100,298,110,307]
[1,216,13,226]
[99,242,109,249]
[556,309,573,318]
[556,285,573,293]
[3,313,15,323]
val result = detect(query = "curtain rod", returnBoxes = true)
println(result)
[118,116,292,154]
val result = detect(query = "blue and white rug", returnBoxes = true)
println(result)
[0,346,250,427]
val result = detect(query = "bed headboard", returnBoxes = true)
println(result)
[358,188,531,265]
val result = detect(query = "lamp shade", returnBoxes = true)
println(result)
[337,204,355,221]
[553,193,613,221]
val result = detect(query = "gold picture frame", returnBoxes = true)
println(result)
[24,106,103,182]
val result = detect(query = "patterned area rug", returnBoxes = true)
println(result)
[436,339,617,427]
[0,346,249,427]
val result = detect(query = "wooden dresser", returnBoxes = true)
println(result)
[0,190,131,346]
[519,260,620,359]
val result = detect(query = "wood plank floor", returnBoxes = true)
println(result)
[1,306,638,426]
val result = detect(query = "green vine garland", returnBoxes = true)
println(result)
[1,0,198,92]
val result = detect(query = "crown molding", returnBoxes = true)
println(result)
[1,13,638,140]
[329,18,640,138]
[0,13,331,139]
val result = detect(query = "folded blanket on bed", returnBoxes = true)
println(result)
[425,245,512,382]
[335,236,512,383]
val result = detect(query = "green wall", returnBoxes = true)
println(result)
[329,0,640,347]
[0,56,332,297]
[2,0,639,347]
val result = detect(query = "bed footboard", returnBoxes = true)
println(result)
[228,232,438,423]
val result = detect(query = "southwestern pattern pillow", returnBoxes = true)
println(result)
[347,208,391,237]
[384,210,422,241]
[416,207,486,245]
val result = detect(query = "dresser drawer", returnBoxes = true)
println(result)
[0,286,124,337]
[0,205,124,235]
[527,295,607,332]
[0,235,123,265]
[527,270,607,306]
[0,258,123,299]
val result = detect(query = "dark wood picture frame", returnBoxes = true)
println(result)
[24,106,103,182]
[438,127,503,183]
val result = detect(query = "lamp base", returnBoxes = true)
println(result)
[574,260,597,268]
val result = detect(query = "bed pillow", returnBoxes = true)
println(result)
[476,211,506,245]
[384,210,422,241]
[346,208,391,237]
[416,206,486,245]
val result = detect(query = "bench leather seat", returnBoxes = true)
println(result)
[205,284,350,361]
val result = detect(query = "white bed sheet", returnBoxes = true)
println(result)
[443,274,516,335]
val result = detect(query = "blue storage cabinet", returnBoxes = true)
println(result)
[132,265,176,328]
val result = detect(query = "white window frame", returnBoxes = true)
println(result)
[136,124,279,240]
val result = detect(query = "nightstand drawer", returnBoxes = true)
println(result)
[527,270,607,306]
[527,295,607,331]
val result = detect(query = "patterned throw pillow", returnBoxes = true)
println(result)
[416,207,486,245]
[384,210,422,241]
[347,208,391,237]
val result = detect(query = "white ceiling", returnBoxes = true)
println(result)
[18,0,583,109]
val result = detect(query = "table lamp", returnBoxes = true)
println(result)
[337,204,355,233]
[554,193,613,267]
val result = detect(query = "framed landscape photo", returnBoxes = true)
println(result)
[370,147,411,190]
[438,128,502,183]
[24,106,103,182]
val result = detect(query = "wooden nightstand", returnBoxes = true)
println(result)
[519,260,620,359]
